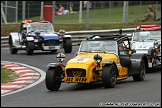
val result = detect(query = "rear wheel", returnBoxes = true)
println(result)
[26,41,34,55]
[102,64,117,88]
[45,67,62,91]
[63,38,72,53]
[133,60,146,81]
[9,38,18,54]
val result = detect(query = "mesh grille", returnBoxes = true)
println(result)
[44,40,59,46]
[66,69,86,77]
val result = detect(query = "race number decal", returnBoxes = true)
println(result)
[71,58,90,62]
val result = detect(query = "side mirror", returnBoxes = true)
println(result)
[56,53,66,62]
[128,49,136,54]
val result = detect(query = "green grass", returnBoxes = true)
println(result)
[49,4,161,24]
[1,66,20,83]
[1,4,161,36]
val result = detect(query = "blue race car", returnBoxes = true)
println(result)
[8,20,72,55]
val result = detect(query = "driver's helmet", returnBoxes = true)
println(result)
[92,36,100,40]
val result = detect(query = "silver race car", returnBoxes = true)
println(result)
[131,24,161,68]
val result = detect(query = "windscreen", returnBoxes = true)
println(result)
[29,23,54,32]
[132,30,161,41]
[79,40,117,53]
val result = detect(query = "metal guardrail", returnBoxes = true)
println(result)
[1,28,136,47]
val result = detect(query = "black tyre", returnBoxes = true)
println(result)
[102,64,117,88]
[26,41,34,55]
[45,67,62,91]
[63,38,72,53]
[9,38,18,54]
[133,60,146,81]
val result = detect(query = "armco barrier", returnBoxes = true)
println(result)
[1,28,136,47]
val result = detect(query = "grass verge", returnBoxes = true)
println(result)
[1,66,21,83]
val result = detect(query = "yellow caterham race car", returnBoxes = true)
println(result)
[45,33,148,91]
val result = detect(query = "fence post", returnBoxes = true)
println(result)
[123,1,128,24]
[86,1,89,28]
[5,1,7,20]
[79,1,82,23]
[1,3,8,24]
[16,1,18,23]
[40,2,44,20]
[22,1,25,21]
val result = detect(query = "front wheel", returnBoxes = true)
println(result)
[9,38,18,54]
[133,60,146,81]
[102,64,117,88]
[45,67,62,91]
[63,38,72,53]
[26,41,34,55]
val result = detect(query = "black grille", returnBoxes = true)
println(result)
[44,40,59,46]
[66,69,86,77]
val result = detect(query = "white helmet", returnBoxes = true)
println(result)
[92,36,100,40]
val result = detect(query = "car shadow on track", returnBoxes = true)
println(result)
[63,80,136,91]
[147,67,161,74]
[69,82,104,90]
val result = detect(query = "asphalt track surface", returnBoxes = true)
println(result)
[1,46,161,107]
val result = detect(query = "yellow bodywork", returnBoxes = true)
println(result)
[64,52,129,83]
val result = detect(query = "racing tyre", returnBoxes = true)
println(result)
[102,64,117,88]
[9,38,18,54]
[133,60,146,81]
[26,41,34,55]
[63,38,72,53]
[45,67,62,91]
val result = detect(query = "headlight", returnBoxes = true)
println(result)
[94,54,102,63]
[58,29,65,36]
[56,53,66,62]
[154,41,161,48]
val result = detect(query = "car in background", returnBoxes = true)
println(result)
[8,20,72,55]
[131,24,161,68]
[45,32,148,91]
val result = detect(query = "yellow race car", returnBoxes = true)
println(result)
[45,33,148,91]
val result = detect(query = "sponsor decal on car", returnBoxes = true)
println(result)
[71,58,90,62]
